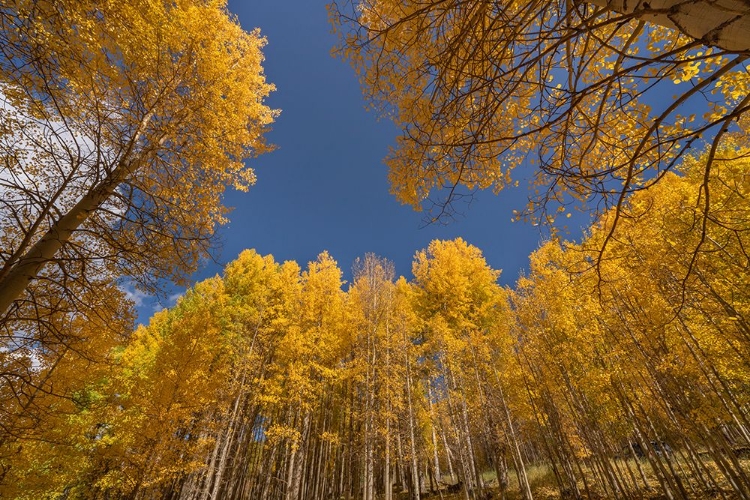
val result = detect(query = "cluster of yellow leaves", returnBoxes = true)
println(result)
[512,140,750,473]
[332,0,750,226]
[0,0,277,489]
[5,135,750,497]
[0,0,277,318]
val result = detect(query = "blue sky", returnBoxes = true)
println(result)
[210,0,573,281]
[139,1,589,314]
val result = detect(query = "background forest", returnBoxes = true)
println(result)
[1,0,749,499]
[4,152,750,499]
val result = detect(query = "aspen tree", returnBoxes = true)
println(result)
[411,238,511,499]
[0,283,131,498]
[349,254,397,500]
[331,0,749,234]
[0,0,276,316]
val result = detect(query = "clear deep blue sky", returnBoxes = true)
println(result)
[208,0,571,282]
[147,0,588,312]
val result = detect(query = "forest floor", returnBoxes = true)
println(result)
[393,485,744,500]
[390,456,750,499]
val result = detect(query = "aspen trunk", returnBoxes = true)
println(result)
[396,431,405,494]
[0,113,156,315]
[404,357,420,500]
[496,378,532,500]
[287,410,311,500]
[385,335,393,500]
[401,327,420,500]
[209,373,246,499]
[427,390,442,488]
[586,0,750,52]
[365,335,376,500]
[440,421,456,483]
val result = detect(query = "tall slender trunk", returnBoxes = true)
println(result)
[585,0,750,53]
[427,387,442,487]
[396,431,406,494]
[365,324,376,500]
[287,410,311,500]
[494,371,532,500]
[209,373,247,499]
[384,327,393,500]
[0,111,157,315]
[402,330,420,500]
[440,421,456,483]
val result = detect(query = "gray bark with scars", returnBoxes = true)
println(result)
[587,0,750,52]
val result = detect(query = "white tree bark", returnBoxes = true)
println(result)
[587,0,750,52]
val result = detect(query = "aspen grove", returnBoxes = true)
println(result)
[2,0,750,498]
[4,148,750,499]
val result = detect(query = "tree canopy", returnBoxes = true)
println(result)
[0,0,277,318]
[2,2,750,499]
[0,0,276,468]
[6,145,750,497]
[330,0,750,229]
